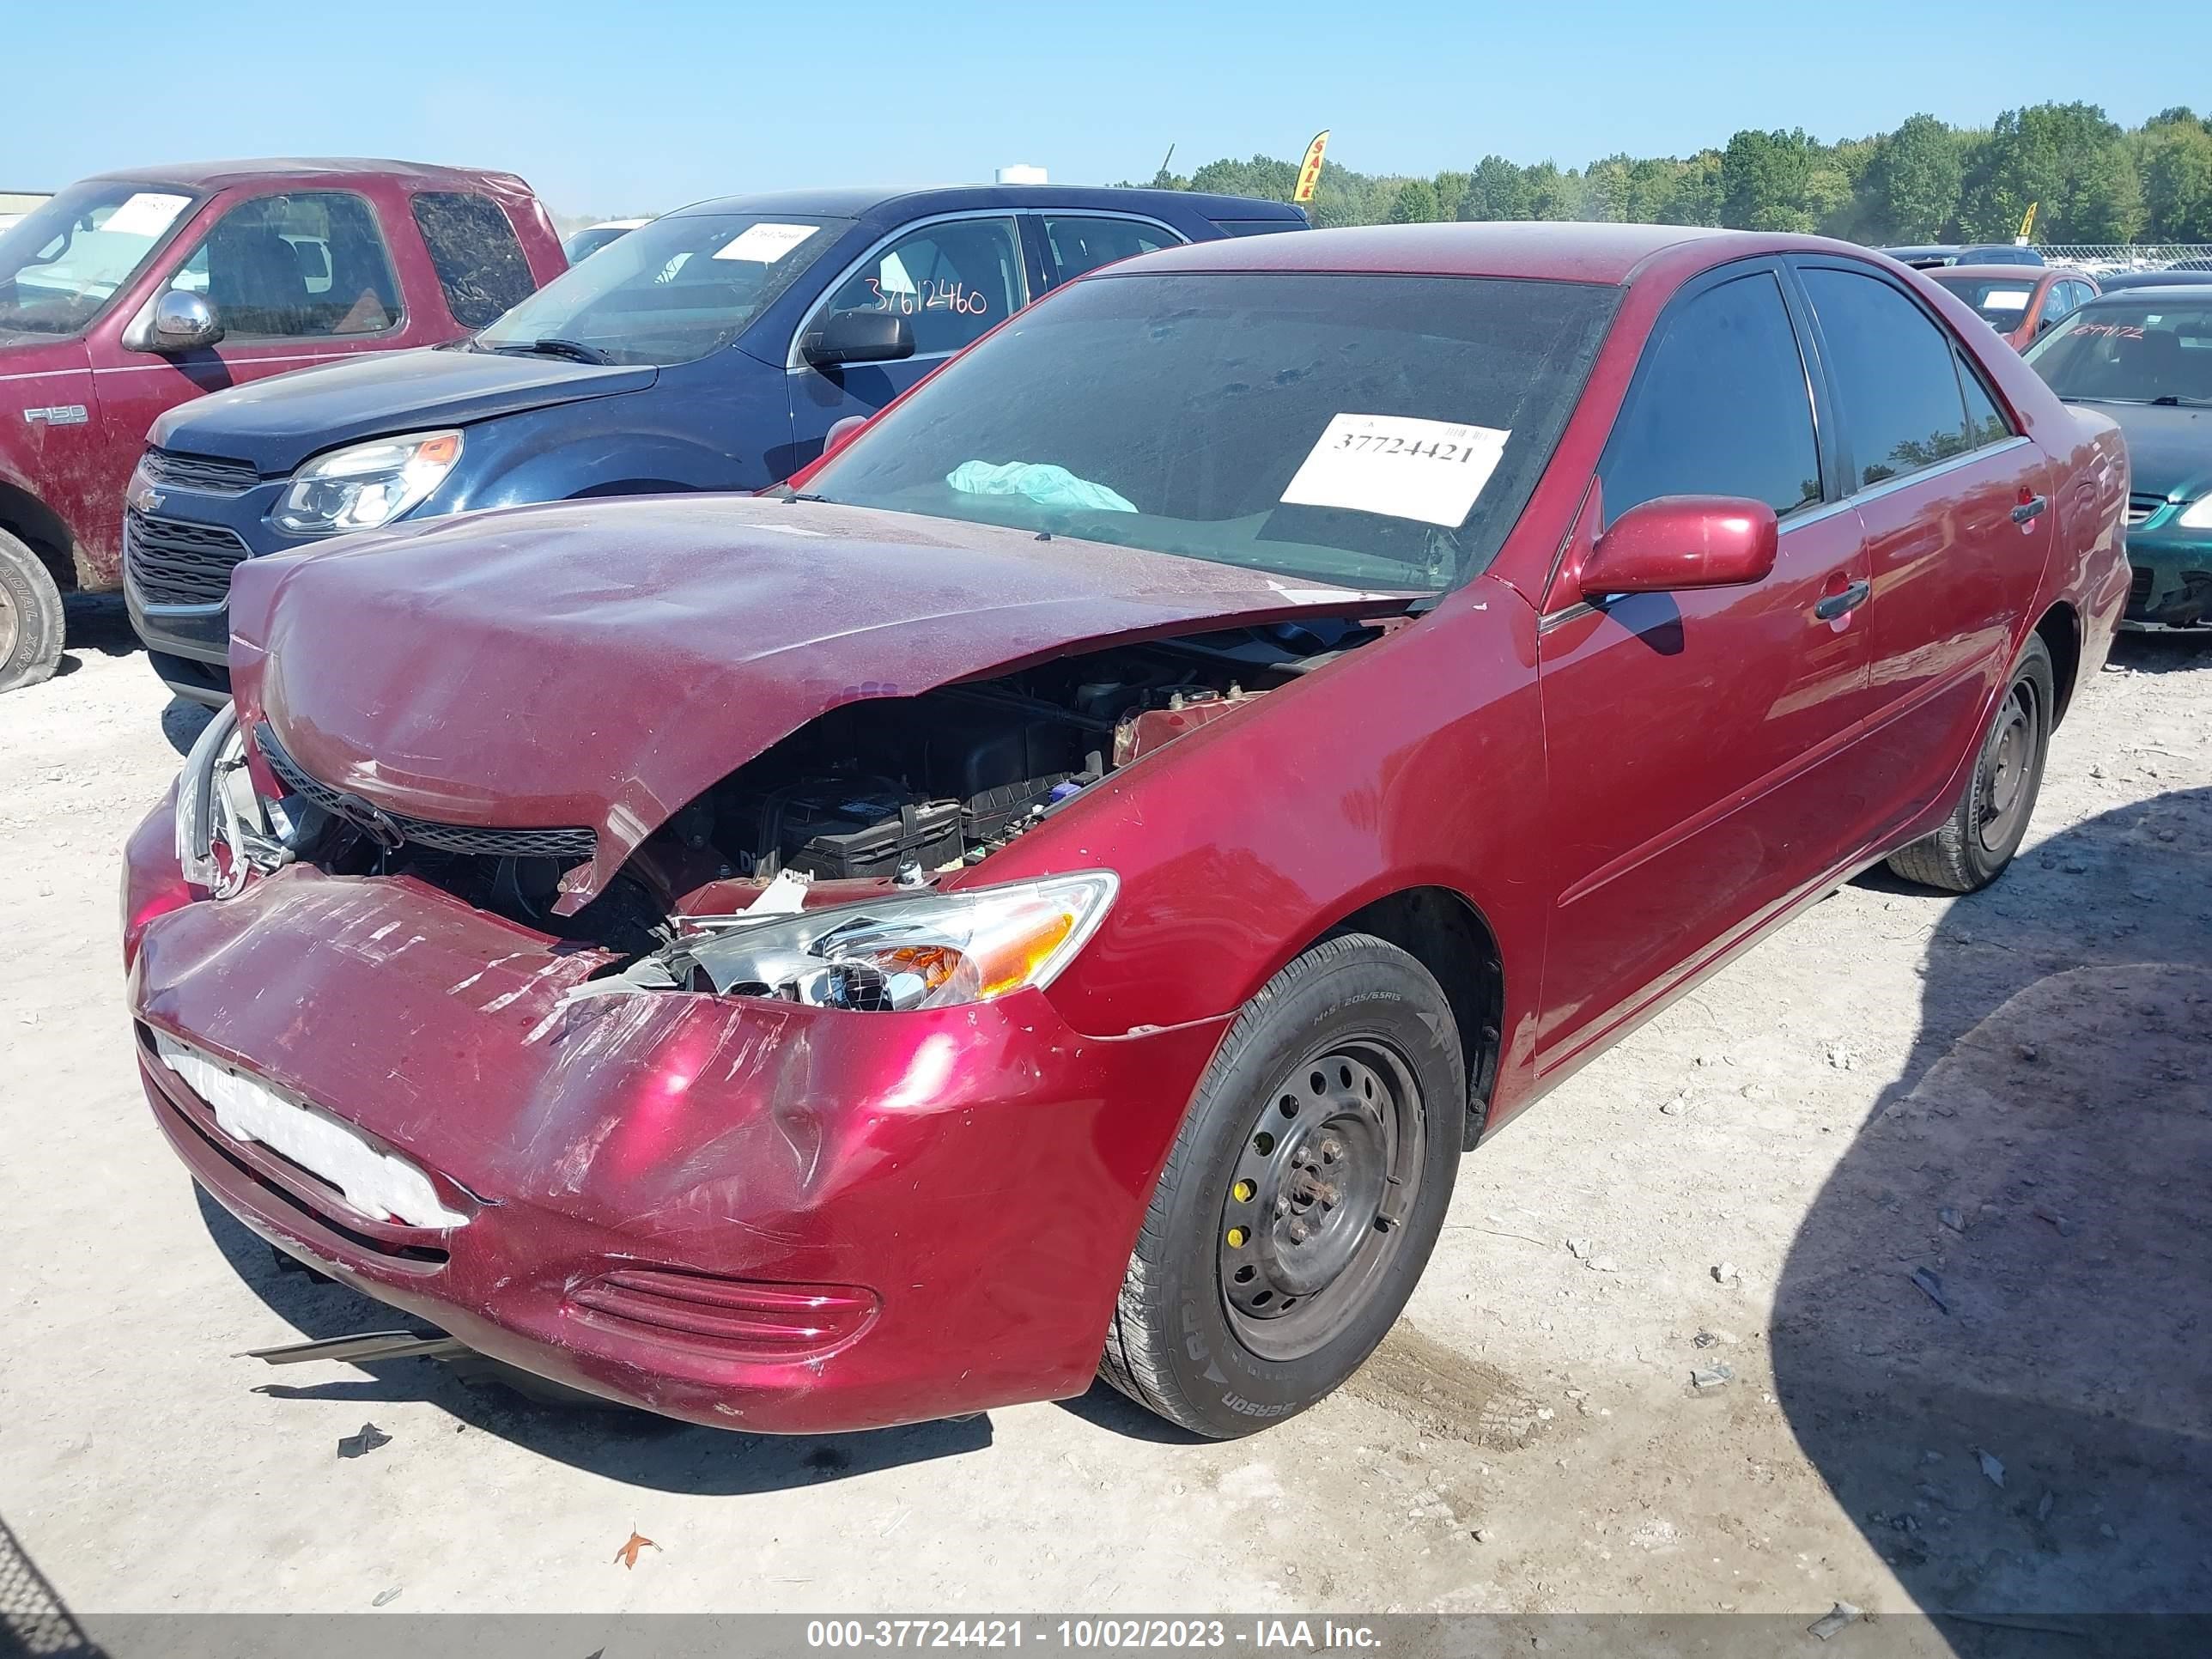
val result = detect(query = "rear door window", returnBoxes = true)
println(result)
[1799,266,1972,487]
[160,191,400,339]
[410,192,536,328]
[1042,215,1181,282]
[1598,270,1822,522]
[817,216,1025,358]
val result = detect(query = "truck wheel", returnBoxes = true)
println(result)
[1100,933,1464,1438]
[1888,634,2054,894]
[0,527,66,696]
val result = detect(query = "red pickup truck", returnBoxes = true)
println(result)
[0,159,566,692]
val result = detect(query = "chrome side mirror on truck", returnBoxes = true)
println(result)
[126,289,225,355]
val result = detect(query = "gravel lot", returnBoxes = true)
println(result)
[3,596,2207,1638]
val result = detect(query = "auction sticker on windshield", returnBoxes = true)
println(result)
[1279,413,1510,528]
[102,191,191,239]
[715,222,820,263]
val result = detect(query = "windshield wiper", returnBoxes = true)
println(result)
[2151,395,2211,407]
[501,337,612,365]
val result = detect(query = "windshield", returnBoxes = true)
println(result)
[1932,275,2039,330]
[478,211,852,366]
[799,271,1620,594]
[2026,301,2212,405]
[0,179,201,337]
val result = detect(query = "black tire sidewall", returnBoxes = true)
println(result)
[1962,636,2055,884]
[1146,940,1463,1436]
[0,530,65,695]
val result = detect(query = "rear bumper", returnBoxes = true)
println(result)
[123,815,1225,1433]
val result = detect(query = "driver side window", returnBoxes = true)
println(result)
[1599,270,1824,522]
[817,217,1025,358]
[159,191,401,341]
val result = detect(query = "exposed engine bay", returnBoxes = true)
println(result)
[229,617,1389,966]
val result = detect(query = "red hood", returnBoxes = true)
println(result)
[228,495,1409,912]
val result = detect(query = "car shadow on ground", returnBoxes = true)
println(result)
[160,696,213,756]
[192,1194,994,1496]
[55,593,138,679]
[1775,775,2212,1654]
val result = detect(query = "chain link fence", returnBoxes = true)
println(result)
[2036,243,2212,276]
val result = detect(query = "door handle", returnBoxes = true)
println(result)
[1814,579,1870,621]
[2010,495,2049,525]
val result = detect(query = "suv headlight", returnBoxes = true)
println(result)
[669,873,1119,1012]
[2179,495,2212,530]
[273,429,462,535]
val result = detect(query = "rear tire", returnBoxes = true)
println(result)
[1887,635,2054,894]
[0,527,65,696]
[1100,933,1464,1438]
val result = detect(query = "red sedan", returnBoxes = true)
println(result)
[1926,262,2101,350]
[124,223,2130,1439]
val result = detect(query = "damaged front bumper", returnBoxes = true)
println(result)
[2121,532,2212,631]
[123,805,1226,1433]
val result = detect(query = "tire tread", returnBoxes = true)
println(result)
[1098,933,1445,1433]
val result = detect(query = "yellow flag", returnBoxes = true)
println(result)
[2017,202,2039,242]
[1293,131,1330,204]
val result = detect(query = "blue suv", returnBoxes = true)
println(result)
[126,183,1305,702]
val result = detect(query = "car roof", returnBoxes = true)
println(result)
[84,157,532,193]
[1107,222,1883,285]
[1932,264,2077,282]
[2080,282,2212,304]
[2100,270,2212,288]
[663,184,1307,222]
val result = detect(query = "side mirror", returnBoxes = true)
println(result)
[132,289,224,355]
[799,310,915,369]
[1580,495,1778,600]
[823,414,869,455]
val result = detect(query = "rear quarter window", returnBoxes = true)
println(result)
[410,192,537,329]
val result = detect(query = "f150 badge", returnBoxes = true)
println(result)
[23,404,89,426]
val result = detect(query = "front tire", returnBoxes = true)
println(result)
[0,527,66,696]
[1100,933,1464,1437]
[1887,634,2054,894]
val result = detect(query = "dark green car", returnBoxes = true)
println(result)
[2025,286,2212,629]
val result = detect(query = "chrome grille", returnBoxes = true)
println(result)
[143,447,260,495]
[2124,495,2165,529]
[123,509,251,605]
[256,724,599,865]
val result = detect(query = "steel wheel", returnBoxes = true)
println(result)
[1218,1039,1425,1362]
[1976,676,2040,855]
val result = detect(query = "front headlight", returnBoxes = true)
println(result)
[273,429,462,535]
[2178,495,2212,530]
[670,872,1120,1012]
[174,703,286,897]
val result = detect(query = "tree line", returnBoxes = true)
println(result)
[1132,105,2212,245]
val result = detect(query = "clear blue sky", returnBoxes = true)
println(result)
[9,0,2209,216]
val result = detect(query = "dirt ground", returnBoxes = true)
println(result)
[3,596,2207,1638]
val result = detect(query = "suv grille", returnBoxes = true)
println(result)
[2124,494,2165,529]
[124,509,251,605]
[143,448,260,495]
[256,724,599,865]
